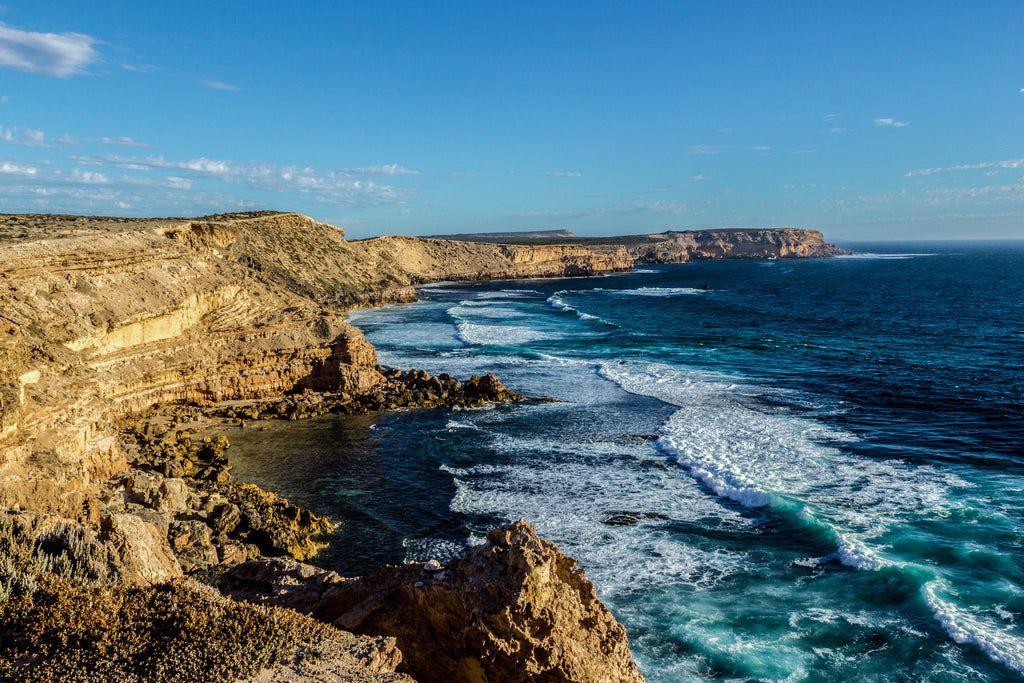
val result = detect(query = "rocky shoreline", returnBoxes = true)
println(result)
[0,211,847,680]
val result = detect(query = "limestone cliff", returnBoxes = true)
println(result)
[0,212,631,522]
[625,228,846,263]
[347,236,633,289]
[433,226,848,264]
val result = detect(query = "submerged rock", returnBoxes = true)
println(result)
[600,511,668,526]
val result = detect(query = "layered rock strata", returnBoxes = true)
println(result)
[0,212,623,524]
[1,212,645,680]
[428,226,848,263]
[624,228,846,263]
[0,210,850,681]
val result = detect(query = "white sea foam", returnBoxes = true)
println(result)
[448,301,530,319]
[444,418,481,431]
[402,536,470,565]
[443,450,754,595]
[922,580,1024,673]
[612,286,709,297]
[597,360,969,574]
[455,321,557,346]
[545,290,617,325]
[474,289,539,299]
[834,253,937,260]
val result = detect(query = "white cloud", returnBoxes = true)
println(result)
[96,136,149,149]
[543,171,582,177]
[204,80,240,91]
[924,183,1024,205]
[0,22,99,77]
[905,158,1024,177]
[446,172,478,178]
[792,150,814,155]
[689,145,723,155]
[121,63,157,73]
[644,200,690,214]
[0,126,46,147]
[687,174,708,182]
[873,118,909,128]
[752,146,772,152]
[0,160,37,175]
[66,152,413,205]
[2,127,151,150]
[345,164,419,176]
[69,167,108,184]
[1,95,8,104]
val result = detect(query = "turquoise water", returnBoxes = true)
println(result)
[228,242,1024,681]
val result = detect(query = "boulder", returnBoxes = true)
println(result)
[222,520,644,683]
[103,512,183,586]
[153,478,190,514]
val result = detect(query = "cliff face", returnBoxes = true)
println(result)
[0,213,631,521]
[347,236,633,287]
[0,211,848,681]
[627,228,846,263]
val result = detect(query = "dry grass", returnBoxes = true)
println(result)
[0,575,342,682]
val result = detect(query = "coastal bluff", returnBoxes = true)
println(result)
[432,226,847,263]
[0,210,843,680]
[0,211,629,521]
[0,211,643,681]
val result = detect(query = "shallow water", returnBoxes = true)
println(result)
[229,241,1024,681]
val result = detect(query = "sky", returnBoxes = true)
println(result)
[0,2,1022,241]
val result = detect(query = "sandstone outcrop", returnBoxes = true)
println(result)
[348,236,634,289]
[0,212,624,526]
[433,226,848,264]
[0,210,847,681]
[214,367,543,422]
[625,228,847,263]
[222,520,645,683]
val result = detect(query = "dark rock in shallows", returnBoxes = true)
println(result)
[600,511,668,526]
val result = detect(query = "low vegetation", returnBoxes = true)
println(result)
[0,575,342,682]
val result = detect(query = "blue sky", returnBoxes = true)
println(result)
[1,2,1021,240]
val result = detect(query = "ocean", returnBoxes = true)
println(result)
[225,241,1024,682]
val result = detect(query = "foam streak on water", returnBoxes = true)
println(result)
[334,247,1024,681]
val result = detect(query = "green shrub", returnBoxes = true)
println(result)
[313,318,332,339]
[0,514,120,605]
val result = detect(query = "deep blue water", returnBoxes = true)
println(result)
[227,241,1024,681]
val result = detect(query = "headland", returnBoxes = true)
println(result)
[0,211,845,681]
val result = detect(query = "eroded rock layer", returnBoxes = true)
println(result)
[0,212,627,522]
[626,228,846,263]
[223,520,645,683]
[0,210,847,681]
